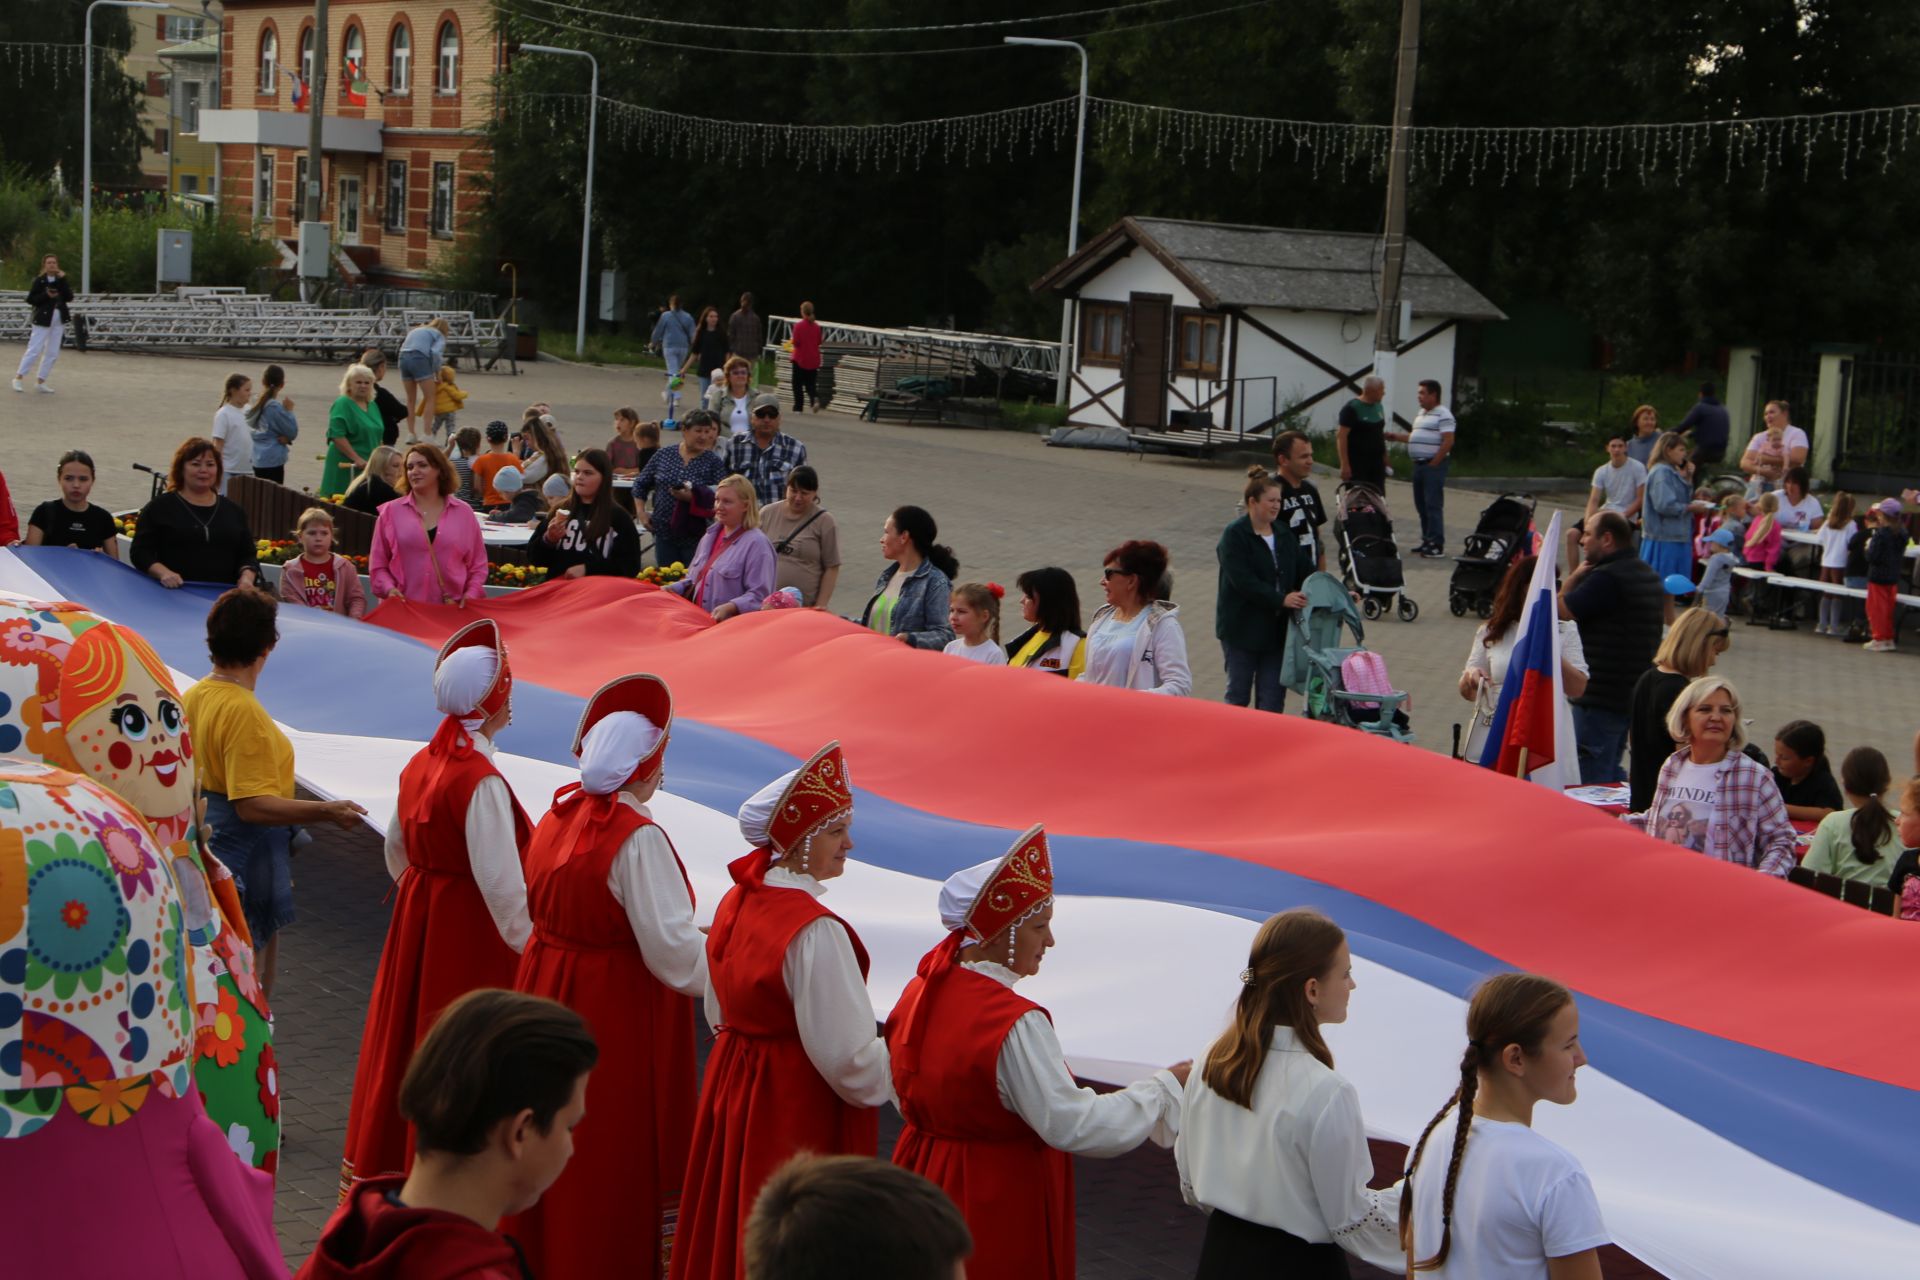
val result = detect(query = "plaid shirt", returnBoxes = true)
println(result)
[1632,748,1798,876]
[725,431,809,508]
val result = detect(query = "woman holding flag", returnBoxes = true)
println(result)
[1459,551,1588,766]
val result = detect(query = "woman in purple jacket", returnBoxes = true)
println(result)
[669,474,776,619]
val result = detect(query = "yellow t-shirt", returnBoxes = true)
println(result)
[183,678,295,801]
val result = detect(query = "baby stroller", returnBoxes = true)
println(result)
[1281,572,1414,743]
[1449,492,1537,619]
[1334,483,1418,622]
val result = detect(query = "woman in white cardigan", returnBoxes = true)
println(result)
[1176,909,1401,1277]
[1079,539,1191,695]
[1457,554,1588,760]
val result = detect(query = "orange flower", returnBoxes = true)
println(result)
[67,1072,152,1127]
[197,983,245,1067]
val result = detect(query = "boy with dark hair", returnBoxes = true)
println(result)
[745,1155,972,1280]
[297,990,597,1280]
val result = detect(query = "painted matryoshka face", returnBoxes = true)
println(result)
[67,660,193,827]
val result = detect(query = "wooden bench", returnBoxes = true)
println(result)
[1788,864,1897,914]
[228,475,375,555]
[1128,410,1271,460]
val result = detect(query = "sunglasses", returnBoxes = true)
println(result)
[1101,567,1132,580]
[752,408,780,419]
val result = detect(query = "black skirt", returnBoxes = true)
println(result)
[1195,1209,1350,1279]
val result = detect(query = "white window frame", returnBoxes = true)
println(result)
[259,30,277,96]
[300,28,315,87]
[257,152,275,224]
[436,23,460,95]
[430,161,455,237]
[389,25,411,96]
[385,159,407,232]
[178,79,202,133]
[164,16,205,43]
[343,26,364,83]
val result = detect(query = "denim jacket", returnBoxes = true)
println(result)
[857,559,955,649]
[1642,464,1693,542]
[250,400,299,469]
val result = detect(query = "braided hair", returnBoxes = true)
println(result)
[1400,973,1573,1272]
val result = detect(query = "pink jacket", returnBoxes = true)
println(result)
[279,552,368,618]
[369,492,488,602]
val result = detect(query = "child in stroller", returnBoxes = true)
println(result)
[1334,482,1418,622]
[1449,492,1537,619]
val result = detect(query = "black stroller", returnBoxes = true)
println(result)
[1334,482,1418,622]
[1448,492,1537,618]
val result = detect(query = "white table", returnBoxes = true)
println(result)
[481,522,535,547]
[1779,526,1918,558]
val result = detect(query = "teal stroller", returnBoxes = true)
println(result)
[1281,572,1414,742]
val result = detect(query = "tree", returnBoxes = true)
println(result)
[0,7,144,188]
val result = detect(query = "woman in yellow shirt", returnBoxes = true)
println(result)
[1005,567,1089,679]
[183,589,366,1000]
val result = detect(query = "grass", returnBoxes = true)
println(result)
[1308,427,1594,480]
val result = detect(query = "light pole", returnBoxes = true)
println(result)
[519,43,598,358]
[83,0,170,293]
[1005,36,1087,407]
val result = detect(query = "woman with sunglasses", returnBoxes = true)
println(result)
[1626,608,1729,813]
[1078,540,1191,695]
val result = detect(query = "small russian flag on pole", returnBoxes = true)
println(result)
[1476,511,1570,788]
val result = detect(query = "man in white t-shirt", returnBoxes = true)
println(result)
[1408,378,1457,557]
[1569,438,1646,563]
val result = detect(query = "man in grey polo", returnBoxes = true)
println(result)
[1407,379,1456,557]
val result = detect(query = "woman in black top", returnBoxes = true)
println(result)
[1771,719,1844,823]
[1626,608,1728,812]
[687,306,730,380]
[342,445,404,515]
[529,448,641,579]
[130,438,261,589]
[359,348,410,446]
[26,450,118,557]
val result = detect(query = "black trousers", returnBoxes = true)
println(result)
[793,365,819,410]
[1194,1210,1350,1279]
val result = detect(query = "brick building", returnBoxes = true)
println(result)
[200,1,500,283]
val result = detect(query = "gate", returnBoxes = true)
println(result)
[1750,348,1822,443]
[1836,351,1920,492]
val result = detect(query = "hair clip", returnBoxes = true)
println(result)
[1238,967,1254,985]
[987,582,1005,599]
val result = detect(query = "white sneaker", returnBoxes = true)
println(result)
[9,379,21,392]
[35,383,53,394]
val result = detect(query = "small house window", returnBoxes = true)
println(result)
[385,159,408,231]
[257,153,275,222]
[437,23,460,94]
[1174,311,1223,377]
[1081,301,1126,367]
[389,25,411,95]
[259,30,277,95]
[431,161,456,236]
[342,26,365,90]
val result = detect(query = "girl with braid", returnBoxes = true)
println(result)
[1174,909,1401,1276]
[1403,974,1608,1279]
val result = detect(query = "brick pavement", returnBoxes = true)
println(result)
[21,351,1906,1277]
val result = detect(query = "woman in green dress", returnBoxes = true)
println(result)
[323,363,384,498]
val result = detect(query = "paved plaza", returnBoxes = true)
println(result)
[10,349,1907,1276]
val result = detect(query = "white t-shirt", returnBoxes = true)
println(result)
[1409,1116,1609,1280]
[1778,493,1824,531]
[1409,404,1457,461]
[211,404,254,479]
[1589,458,1647,513]
[1818,520,1856,570]
[943,636,1007,665]
[1082,610,1146,688]
[1655,758,1723,854]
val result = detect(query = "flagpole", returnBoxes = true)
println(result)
[1515,747,1528,778]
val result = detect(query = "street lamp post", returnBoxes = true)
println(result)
[518,43,598,358]
[1005,36,1088,407]
[84,0,170,293]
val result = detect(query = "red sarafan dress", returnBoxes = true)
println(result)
[338,720,531,1198]
[507,785,699,1280]
[888,958,1075,1280]
[670,848,881,1280]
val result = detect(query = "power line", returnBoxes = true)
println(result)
[507,0,1191,37]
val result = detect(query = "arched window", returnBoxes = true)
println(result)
[259,28,277,95]
[436,22,459,94]
[389,24,411,95]
[342,24,364,85]
[299,27,314,87]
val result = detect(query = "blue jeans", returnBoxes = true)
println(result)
[1572,704,1630,784]
[203,791,294,946]
[1412,459,1448,547]
[663,344,689,379]
[1222,643,1286,713]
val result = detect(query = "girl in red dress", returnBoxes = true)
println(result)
[339,619,534,1198]
[671,742,893,1280]
[509,675,708,1280]
[885,827,1186,1280]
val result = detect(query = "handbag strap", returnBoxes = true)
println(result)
[774,509,825,554]
[413,501,452,602]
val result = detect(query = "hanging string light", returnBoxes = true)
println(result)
[1,41,85,84]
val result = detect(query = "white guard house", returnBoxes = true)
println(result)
[1032,216,1505,454]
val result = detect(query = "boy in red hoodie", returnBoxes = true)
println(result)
[297,990,597,1280]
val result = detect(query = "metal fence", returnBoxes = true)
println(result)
[1750,347,1823,442]
[1836,351,1920,490]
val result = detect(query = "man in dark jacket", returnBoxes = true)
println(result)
[14,253,73,394]
[727,292,763,363]
[1677,382,1731,465]
[1215,473,1305,713]
[1561,511,1666,783]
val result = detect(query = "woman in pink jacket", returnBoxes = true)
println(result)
[369,442,489,606]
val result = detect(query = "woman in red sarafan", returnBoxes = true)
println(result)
[507,674,707,1280]
[884,826,1185,1280]
[670,742,893,1280]
[337,619,535,1200]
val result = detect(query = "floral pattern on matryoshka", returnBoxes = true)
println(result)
[0,600,278,1172]
[0,760,193,1138]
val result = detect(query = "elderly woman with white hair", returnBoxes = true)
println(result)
[673,741,893,1280]
[322,361,385,497]
[883,827,1187,1280]
[1627,674,1799,876]
[509,675,707,1279]
[340,619,536,1195]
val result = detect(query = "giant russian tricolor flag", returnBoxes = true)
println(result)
[2,546,1914,1279]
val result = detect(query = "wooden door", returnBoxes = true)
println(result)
[1123,293,1171,430]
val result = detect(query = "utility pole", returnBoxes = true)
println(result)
[1371,0,1420,404]
[304,0,327,222]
